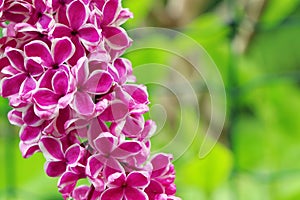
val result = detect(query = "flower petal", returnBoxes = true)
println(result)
[127,171,149,188]
[65,144,82,166]
[1,74,26,97]
[73,56,89,87]
[38,14,53,30]
[111,140,142,159]
[104,158,124,179]
[67,1,87,30]
[124,84,149,104]
[52,37,75,65]
[73,91,95,116]
[39,136,64,160]
[144,180,164,200]
[124,187,149,200]
[52,70,69,95]
[83,70,113,94]
[68,37,85,66]
[5,48,25,71]
[86,155,104,178]
[8,109,24,126]
[58,171,79,195]
[78,24,100,43]
[87,117,109,149]
[45,161,66,177]
[24,40,53,67]
[19,126,41,143]
[33,88,60,108]
[94,133,118,155]
[25,58,44,76]
[52,23,72,38]
[23,105,42,126]
[102,0,119,25]
[101,188,123,200]
[19,141,40,158]
[107,172,126,187]
[103,27,131,50]
[20,76,37,97]
[151,154,173,178]
[100,100,128,122]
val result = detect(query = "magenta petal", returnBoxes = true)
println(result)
[78,24,100,43]
[1,74,26,97]
[20,76,37,96]
[52,37,75,65]
[20,126,41,143]
[38,14,53,29]
[83,70,113,94]
[19,141,40,158]
[145,180,164,200]
[39,136,64,160]
[5,48,25,71]
[102,0,119,25]
[52,23,72,38]
[100,101,128,122]
[65,144,81,165]
[124,84,148,104]
[124,187,148,200]
[107,172,126,187]
[101,188,123,200]
[58,171,79,195]
[94,133,117,155]
[69,37,85,66]
[67,1,87,30]
[24,40,53,67]
[112,141,142,159]
[8,109,24,126]
[86,155,104,178]
[151,154,172,178]
[52,71,69,95]
[104,158,124,179]
[54,107,70,134]
[25,58,44,76]
[34,0,46,12]
[39,69,56,89]
[73,91,95,116]
[45,161,66,177]
[73,57,89,87]
[126,171,149,188]
[122,114,144,137]
[87,118,109,148]
[104,27,130,49]
[33,88,59,107]
[72,186,89,200]
[23,105,41,126]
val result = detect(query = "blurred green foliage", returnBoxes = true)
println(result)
[1,0,300,199]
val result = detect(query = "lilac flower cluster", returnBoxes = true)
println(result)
[0,0,180,199]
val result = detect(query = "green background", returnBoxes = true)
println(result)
[1,0,300,199]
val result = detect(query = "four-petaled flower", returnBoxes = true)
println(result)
[101,171,150,200]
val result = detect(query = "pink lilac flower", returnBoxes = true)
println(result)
[0,0,180,200]
[0,47,43,99]
[71,56,113,117]
[101,171,150,200]
[51,0,100,64]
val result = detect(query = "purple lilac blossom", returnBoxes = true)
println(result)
[0,0,180,199]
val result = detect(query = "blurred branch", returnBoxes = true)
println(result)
[232,0,267,53]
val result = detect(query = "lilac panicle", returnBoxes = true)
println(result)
[0,0,180,199]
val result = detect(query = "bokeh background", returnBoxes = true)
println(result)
[1,0,300,199]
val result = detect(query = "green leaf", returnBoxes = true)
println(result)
[178,141,233,194]
[260,0,299,28]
